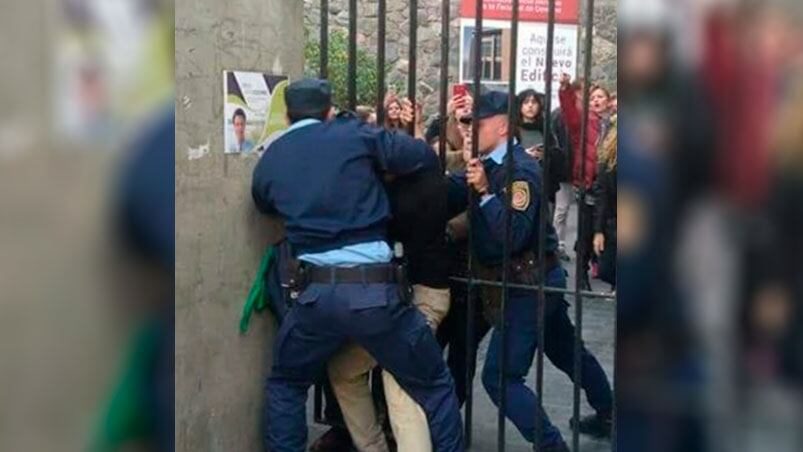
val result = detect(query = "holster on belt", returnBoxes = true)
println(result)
[474,251,559,326]
[394,260,414,305]
[277,241,304,307]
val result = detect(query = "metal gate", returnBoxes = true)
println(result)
[313,1,616,450]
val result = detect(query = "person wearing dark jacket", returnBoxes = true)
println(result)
[324,102,453,452]
[593,120,617,288]
[446,91,614,450]
[430,92,497,411]
[254,78,463,452]
[558,74,612,290]
[515,89,565,208]
[263,240,355,452]
[549,107,574,260]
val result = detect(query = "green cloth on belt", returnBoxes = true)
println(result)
[239,245,276,333]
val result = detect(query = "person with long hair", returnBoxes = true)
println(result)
[593,119,617,289]
[558,74,612,290]
[383,91,424,137]
[383,92,404,131]
[517,89,546,148]
[515,89,565,209]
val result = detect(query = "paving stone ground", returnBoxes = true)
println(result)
[308,202,615,452]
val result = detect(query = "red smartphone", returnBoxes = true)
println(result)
[453,84,468,98]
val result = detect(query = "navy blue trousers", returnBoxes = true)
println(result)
[264,282,464,452]
[481,266,612,446]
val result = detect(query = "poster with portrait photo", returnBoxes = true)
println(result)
[224,71,288,155]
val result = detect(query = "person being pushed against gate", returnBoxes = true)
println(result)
[446,91,613,452]
[252,78,463,452]
[326,99,452,452]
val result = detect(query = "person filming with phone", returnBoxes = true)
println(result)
[515,89,565,216]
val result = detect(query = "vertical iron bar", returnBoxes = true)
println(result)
[319,0,329,79]
[407,0,418,136]
[465,0,483,447]
[611,291,618,451]
[498,2,520,451]
[376,0,386,126]
[574,0,596,451]
[312,0,325,427]
[438,0,450,168]
[535,0,557,450]
[347,0,357,111]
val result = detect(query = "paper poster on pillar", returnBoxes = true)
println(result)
[223,71,288,155]
[517,23,578,106]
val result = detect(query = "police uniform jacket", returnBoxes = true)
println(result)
[252,117,439,256]
[447,143,559,267]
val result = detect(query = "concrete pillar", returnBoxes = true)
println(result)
[175,1,304,450]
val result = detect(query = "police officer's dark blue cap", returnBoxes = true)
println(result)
[285,78,332,115]
[460,91,510,123]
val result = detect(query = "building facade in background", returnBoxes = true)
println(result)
[303,0,616,116]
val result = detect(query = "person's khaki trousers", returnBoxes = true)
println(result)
[327,285,450,452]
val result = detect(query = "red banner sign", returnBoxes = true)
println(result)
[460,0,579,24]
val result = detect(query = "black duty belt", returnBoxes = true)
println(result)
[303,263,402,285]
[475,251,562,326]
[474,251,560,285]
[514,251,559,274]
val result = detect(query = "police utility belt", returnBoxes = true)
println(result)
[474,250,559,325]
[283,261,412,305]
[474,250,559,286]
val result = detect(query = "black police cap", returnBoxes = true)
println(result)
[285,78,333,115]
[459,91,510,123]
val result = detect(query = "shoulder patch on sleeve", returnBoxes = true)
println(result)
[511,180,531,211]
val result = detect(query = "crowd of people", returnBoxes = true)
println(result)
[356,77,618,291]
[252,74,617,452]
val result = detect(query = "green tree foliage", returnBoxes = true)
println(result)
[305,30,391,109]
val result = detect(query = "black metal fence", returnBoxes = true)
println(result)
[314,1,616,450]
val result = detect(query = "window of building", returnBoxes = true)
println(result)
[481,31,503,81]
[464,28,505,83]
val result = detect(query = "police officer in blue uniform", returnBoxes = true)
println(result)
[252,79,463,452]
[447,92,613,451]
[262,239,354,451]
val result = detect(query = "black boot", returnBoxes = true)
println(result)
[570,412,612,438]
[579,273,592,291]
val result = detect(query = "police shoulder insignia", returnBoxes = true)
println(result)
[511,181,531,211]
